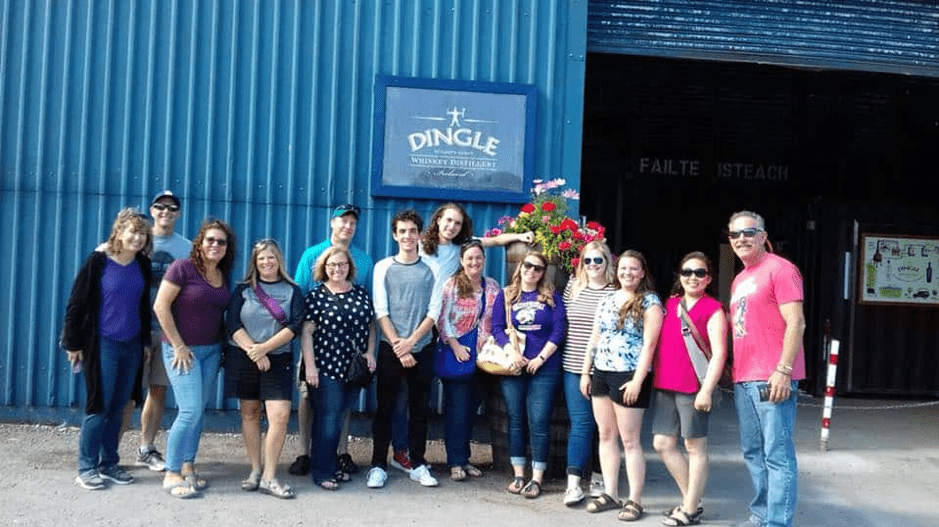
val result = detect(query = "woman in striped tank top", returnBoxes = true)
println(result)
[560,242,616,506]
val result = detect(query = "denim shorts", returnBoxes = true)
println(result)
[225,348,294,401]
[651,389,709,439]
[591,369,652,408]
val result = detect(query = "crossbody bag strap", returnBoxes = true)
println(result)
[678,299,712,384]
[253,282,288,326]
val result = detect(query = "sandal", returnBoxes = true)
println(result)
[318,478,340,491]
[332,470,352,482]
[184,473,208,491]
[506,476,525,494]
[463,464,483,477]
[163,479,200,499]
[450,466,467,481]
[337,453,360,474]
[241,470,261,492]
[587,493,622,513]
[618,500,644,522]
[259,478,295,499]
[521,479,542,499]
[662,507,700,526]
[662,505,704,520]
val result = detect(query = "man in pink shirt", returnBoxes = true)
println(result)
[728,211,806,527]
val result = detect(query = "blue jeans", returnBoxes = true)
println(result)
[441,375,478,467]
[563,371,596,477]
[162,342,221,472]
[310,374,358,483]
[500,366,561,471]
[78,336,142,472]
[735,381,799,527]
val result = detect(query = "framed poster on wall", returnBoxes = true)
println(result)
[371,75,537,203]
[858,233,939,306]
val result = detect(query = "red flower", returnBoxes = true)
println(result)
[541,202,556,212]
[551,225,562,235]
[558,241,572,251]
[560,218,578,231]
[586,221,601,230]
[571,257,580,268]
[521,203,535,213]
[572,230,585,240]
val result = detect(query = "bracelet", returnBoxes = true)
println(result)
[775,364,792,375]
[538,355,548,362]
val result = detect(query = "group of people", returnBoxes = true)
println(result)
[62,193,805,527]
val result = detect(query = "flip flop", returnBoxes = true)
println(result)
[521,479,542,499]
[451,466,467,481]
[506,476,525,494]
[241,471,261,492]
[463,464,483,477]
[163,479,200,499]
[184,473,208,491]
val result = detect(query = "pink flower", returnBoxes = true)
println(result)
[489,227,502,237]
[571,257,580,268]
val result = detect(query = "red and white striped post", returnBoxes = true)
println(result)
[820,339,840,451]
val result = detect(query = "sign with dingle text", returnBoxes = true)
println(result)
[859,233,939,306]
[372,75,536,203]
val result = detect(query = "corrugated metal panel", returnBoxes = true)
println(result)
[588,0,939,78]
[0,0,587,418]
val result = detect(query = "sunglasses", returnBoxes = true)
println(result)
[680,268,709,278]
[333,204,361,218]
[152,203,180,212]
[204,236,228,246]
[254,237,279,249]
[582,256,604,266]
[522,261,546,273]
[728,228,763,239]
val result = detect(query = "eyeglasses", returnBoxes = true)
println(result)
[152,203,180,212]
[582,256,604,266]
[728,228,763,239]
[522,261,546,273]
[326,261,350,270]
[680,268,709,278]
[204,236,228,246]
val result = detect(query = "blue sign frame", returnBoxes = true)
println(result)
[371,75,537,204]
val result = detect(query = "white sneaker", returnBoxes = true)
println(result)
[366,466,387,489]
[564,485,585,506]
[408,464,439,487]
[589,474,605,498]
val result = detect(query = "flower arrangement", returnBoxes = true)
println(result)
[484,178,607,274]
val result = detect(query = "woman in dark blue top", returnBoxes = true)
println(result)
[491,250,566,499]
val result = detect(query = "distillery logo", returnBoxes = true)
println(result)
[407,107,501,158]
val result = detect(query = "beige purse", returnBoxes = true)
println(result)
[477,292,524,376]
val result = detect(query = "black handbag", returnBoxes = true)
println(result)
[344,352,373,389]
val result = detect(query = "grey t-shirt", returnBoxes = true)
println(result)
[150,232,191,329]
[226,280,305,355]
[372,256,435,352]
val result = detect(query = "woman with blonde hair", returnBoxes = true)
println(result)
[226,239,304,498]
[62,208,153,490]
[491,251,566,499]
[560,241,616,505]
[302,245,376,490]
[580,250,663,521]
[154,218,235,498]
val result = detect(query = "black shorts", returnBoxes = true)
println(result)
[591,369,653,409]
[225,348,294,401]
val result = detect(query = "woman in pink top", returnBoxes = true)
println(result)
[652,251,727,526]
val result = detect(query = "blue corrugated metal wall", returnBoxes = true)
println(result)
[588,0,939,78]
[0,0,587,418]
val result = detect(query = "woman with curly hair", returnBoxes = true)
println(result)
[580,250,663,522]
[491,251,566,499]
[62,208,153,490]
[153,218,235,498]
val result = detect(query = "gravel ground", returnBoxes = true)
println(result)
[1,396,936,526]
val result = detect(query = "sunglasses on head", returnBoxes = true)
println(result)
[582,256,604,266]
[254,238,279,249]
[152,203,180,212]
[728,227,763,239]
[680,268,708,278]
[333,204,360,218]
[522,261,546,273]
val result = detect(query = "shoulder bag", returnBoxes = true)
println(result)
[477,290,523,376]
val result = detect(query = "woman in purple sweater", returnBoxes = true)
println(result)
[491,250,566,499]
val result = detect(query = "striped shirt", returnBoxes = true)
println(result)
[561,281,615,374]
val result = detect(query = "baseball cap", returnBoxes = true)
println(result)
[332,204,360,219]
[151,190,181,208]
